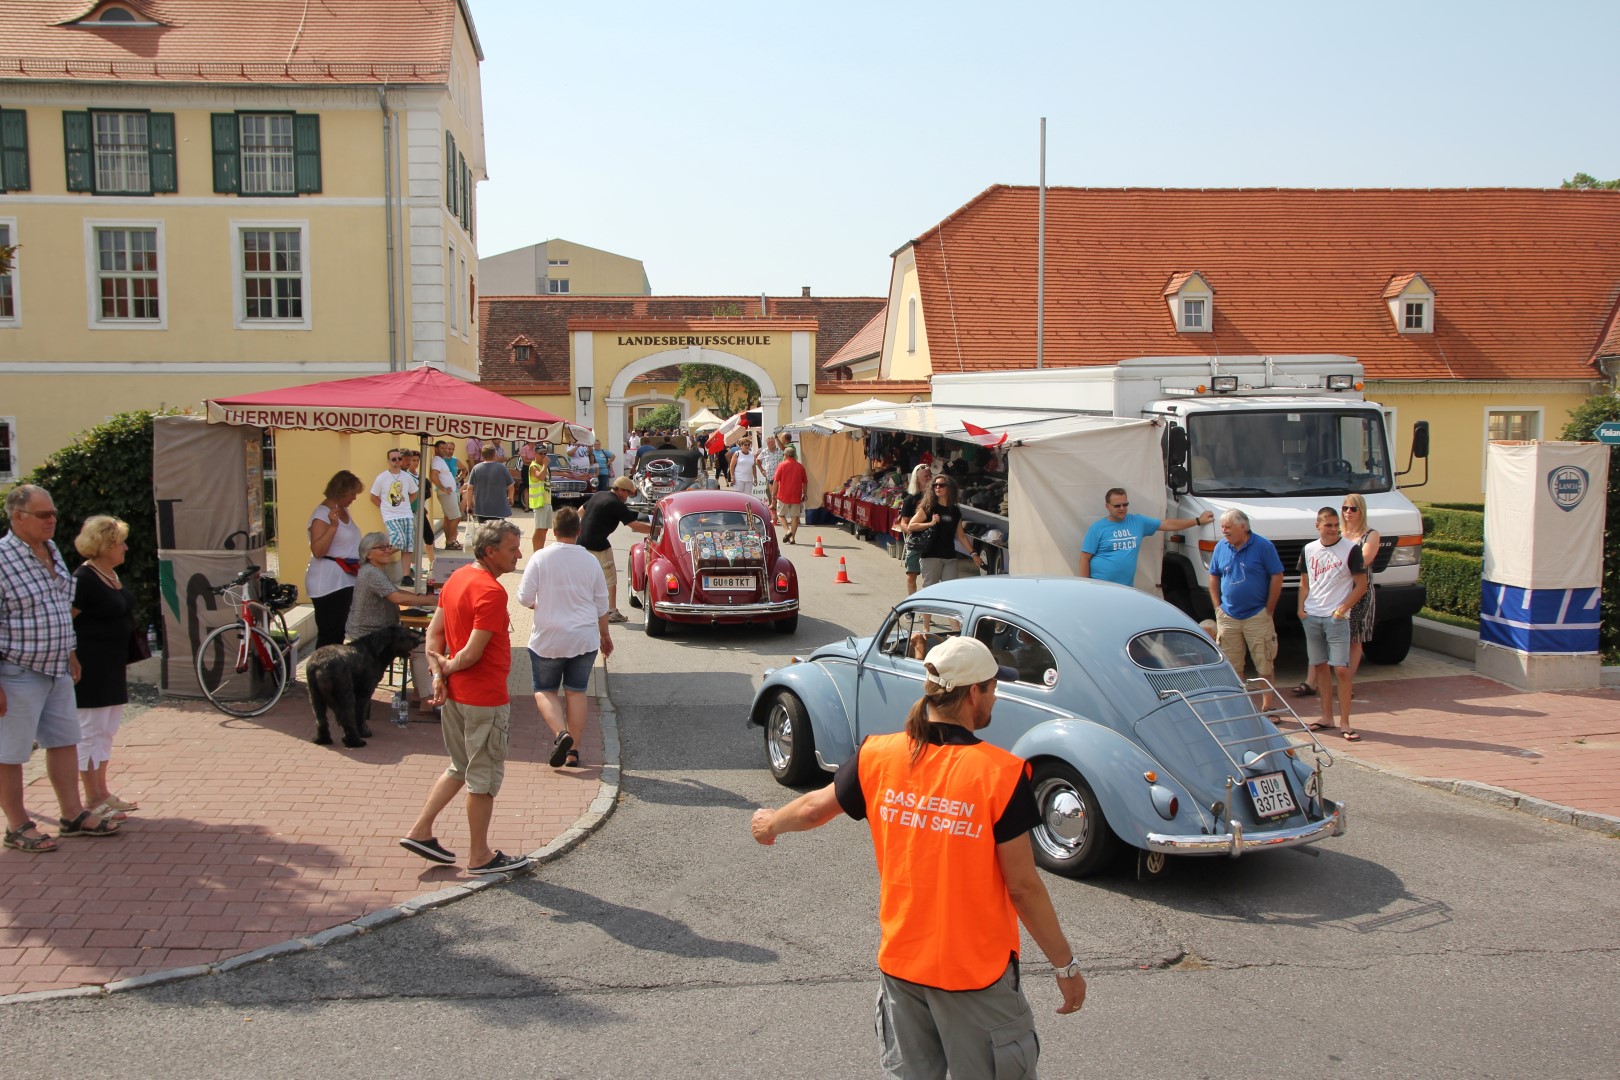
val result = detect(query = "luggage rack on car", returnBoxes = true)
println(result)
[1154,682,1335,779]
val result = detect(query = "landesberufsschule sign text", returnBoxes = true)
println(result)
[616,334,772,347]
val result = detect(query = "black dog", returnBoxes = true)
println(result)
[305,625,421,748]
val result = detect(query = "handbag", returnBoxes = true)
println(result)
[127,625,153,665]
[904,523,936,555]
[323,556,361,576]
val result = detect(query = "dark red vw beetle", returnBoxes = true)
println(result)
[628,489,799,637]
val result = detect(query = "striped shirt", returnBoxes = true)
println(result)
[0,531,77,676]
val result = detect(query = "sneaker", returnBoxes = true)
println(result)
[548,730,575,768]
[606,610,629,624]
[468,851,531,876]
[399,836,457,864]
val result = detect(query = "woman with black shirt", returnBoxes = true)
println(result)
[72,515,138,820]
[908,474,983,588]
[897,464,932,594]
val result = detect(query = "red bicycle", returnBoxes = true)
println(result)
[195,565,296,717]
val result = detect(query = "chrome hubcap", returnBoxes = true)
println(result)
[1034,778,1088,858]
[767,704,793,771]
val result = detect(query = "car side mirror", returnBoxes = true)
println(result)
[1410,420,1429,459]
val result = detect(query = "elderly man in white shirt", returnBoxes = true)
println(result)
[515,506,612,769]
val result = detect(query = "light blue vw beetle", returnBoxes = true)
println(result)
[749,577,1345,878]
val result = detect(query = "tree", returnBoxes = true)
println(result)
[675,363,760,418]
[1561,172,1620,190]
[637,403,682,431]
[1,411,164,630]
[1560,390,1620,659]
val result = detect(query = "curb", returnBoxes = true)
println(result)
[0,685,625,1007]
[1340,754,1620,838]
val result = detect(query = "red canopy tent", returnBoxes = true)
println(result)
[206,365,578,586]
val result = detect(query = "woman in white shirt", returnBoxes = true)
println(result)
[731,440,757,495]
[515,507,612,769]
[306,471,364,648]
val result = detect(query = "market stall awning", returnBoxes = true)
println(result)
[823,403,1130,445]
[824,396,915,417]
[781,410,846,435]
[686,407,725,431]
[206,365,570,443]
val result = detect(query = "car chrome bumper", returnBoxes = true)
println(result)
[1145,801,1346,856]
[652,598,798,618]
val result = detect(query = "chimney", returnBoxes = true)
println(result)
[801,286,811,298]
[760,292,768,315]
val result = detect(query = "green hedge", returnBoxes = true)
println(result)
[1420,548,1482,621]
[1418,503,1484,544]
[1,411,161,630]
[1424,537,1484,557]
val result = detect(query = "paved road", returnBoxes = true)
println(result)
[2,530,1616,1078]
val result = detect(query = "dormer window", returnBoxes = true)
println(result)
[1163,271,1214,334]
[63,2,165,27]
[1384,273,1434,334]
[509,335,535,364]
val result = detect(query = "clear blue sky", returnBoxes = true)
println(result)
[472,0,1620,298]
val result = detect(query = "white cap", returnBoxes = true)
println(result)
[923,636,1017,691]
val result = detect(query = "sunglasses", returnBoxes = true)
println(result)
[17,509,58,520]
[1341,505,1358,512]
[932,482,950,489]
[388,456,402,463]
[1110,502,1129,509]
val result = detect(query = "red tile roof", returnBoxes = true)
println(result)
[0,0,473,84]
[1381,272,1422,299]
[822,307,886,370]
[478,295,887,389]
[906,186,1620,381]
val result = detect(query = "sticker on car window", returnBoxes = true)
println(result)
[1042,668,1058,687]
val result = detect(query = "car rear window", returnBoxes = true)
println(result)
[1127,629,1224,670]
[677,510,767,560]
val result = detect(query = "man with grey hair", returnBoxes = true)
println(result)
[400,520,530,875]
[2,485,121,852]
[1207,508,1285,712]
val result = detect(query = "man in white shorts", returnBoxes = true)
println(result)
[432,441,463,550]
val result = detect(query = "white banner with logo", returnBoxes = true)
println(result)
[1482,441,1610,589]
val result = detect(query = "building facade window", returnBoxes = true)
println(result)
[0,220,17,325]
[1182,298,1205,330]
[64,111,175,195]
[233,222,308,328]
[1487,409,1539,443]
[514,344,531,362]
[459,255,468,338]
[907,297,917,353]
[0,108,30,193]
[448,244,460,333]
[240,114,295,194]
[0,416,16,484]
[547,278,570,294]
[210,113,319,195]
[1403,300,1426,330]
[90,224,162,324]
[548,259,569,267]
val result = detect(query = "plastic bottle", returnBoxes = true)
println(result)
[391,691,409,728]
[146,624,159,656]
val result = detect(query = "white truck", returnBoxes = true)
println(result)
[931,355,1429,663]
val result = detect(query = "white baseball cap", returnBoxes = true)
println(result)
[924,636,1017,691]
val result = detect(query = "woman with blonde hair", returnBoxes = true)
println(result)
[1339,492,1381,676]
[897,464,933,594]
[71,515,138,820]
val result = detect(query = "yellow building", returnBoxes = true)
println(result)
[479,238,651,297]
[0,0,487,489]
[874,185,1620,503]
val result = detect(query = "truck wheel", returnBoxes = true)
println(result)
[764,691,818,785]
[1029,760,1118,879]
[1363,616,1413,665]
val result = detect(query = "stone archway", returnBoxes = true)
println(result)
[603,348,781,465]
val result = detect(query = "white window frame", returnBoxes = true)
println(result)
[447,243,460,334]
[238,114,296,196]
[1482,406,1543,486]
[83,218,166,330]
[0,217,19,328]
[907,296,917,353]
[92,110,150,195]
[1181,297,1206,330]
[547,278,570,294]
[0,415,16,484]
[547,259,569,267]
[231,219,310,330]
[458,255,468,340]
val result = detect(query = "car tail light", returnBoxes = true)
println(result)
[1143,771,1157,783]
[1148,784,1178,820]
[664,573,679,594]
[775,572,789,592]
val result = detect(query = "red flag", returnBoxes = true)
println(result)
[706,413,742,455]
[960,421,1008,448]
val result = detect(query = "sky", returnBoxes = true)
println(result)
[471,0,1620,299]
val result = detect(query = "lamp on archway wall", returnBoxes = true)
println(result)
[795,382,808,414]
[578,385,592,406]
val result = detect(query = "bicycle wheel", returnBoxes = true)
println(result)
[196,624,287,717]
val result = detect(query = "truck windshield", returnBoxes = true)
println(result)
[1186,409,1393,497]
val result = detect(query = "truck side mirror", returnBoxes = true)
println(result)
[1167,465,1190,490]
[1410,420,1429,459]
[1167,425,1189,468]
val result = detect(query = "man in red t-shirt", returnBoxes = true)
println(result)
[772,444,809,545]
[399,520,531,876]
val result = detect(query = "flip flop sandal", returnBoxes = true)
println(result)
[1343,730,1361,742]
[58,810,121,838]
[1307,722,1331,732]
[3,820,59,853]
[564,749,581,767]
[548,731,575,768]
[1290,683,1318,697]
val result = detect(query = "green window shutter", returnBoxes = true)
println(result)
[292,114,321,193]
[445,131,457,214]
[63,110,93,192]
[459,154,469,230]
[147,112,176,193]
[0,109,29,192]
[211,113,239,193]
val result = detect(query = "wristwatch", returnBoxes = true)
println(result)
[1055,959,1082,979]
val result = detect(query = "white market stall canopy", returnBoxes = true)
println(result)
[822,402,1124,446]
[686,408,725,431]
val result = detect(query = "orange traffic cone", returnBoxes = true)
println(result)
[834,556,851,584]
[811,536,827,557]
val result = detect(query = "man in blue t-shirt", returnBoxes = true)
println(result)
[1207,508,1286,711]
[1078,488,1213,587]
